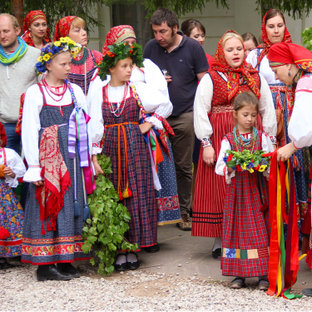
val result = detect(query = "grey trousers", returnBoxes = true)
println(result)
[167,111,194,216]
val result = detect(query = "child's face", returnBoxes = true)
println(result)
[109,57,133,83]
[234,103,258,133]
[46,52,71,81]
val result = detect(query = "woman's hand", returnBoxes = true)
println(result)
[92,155,104,176]
[33,180,44,186]
[139,122,153,134]
[277,142,297,162]
[3,166,15,178]
[203,146,216,166]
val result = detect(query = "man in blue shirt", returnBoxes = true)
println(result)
[144,8,208,230]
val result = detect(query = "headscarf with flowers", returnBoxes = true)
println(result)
[36,37,81,73]
[22,10,51,47]
[54,16,76,41]
[211,30,261,101]
[97,42,143,81]
[256,10,292,67]
[267,42,312,73]
[102,25,137,54]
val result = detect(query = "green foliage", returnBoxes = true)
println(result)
[302,27,312,51]
[81,154,137,275]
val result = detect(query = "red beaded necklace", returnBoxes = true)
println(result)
[42,78,68,102]
[103,83,128,117]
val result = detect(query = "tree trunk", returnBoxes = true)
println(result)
[11,0,24,29]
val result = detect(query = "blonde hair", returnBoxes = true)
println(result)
[0,13,20,29]
[222,32,244,48]
[71,17,86,30]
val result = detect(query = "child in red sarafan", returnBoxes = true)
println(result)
[215,92,274,290]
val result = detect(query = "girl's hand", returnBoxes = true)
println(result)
[203,146,216,166]
[92,155,104,176]
[227,167,234,174]
[33,180,44,186]
[139,122,153,134]
[277,142,297,162]
[3,167,15,178]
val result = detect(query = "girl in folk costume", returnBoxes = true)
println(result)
[54,16,102,95]
[0,128,26,270]
[89,43,162,270]
[267,42,312,296]
[215,92,274,290]
[192,31,276,258]
[21,37,91,281]
[22,10,51,49]
[246,9,308,217]
[89,25,180,236]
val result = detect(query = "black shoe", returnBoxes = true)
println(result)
[212,248,221,259]
[126,252,140,270]
[230,277,245,289]
[143,244,160,253]
[114,253,128,272]
[57,263,80,278]
[0,260,15,270]
[37,264,72,281]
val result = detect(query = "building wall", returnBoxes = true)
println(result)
[89,0,312,53]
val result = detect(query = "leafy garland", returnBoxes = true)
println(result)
[223,149,270,173]
[97,42,143,81]
[81,154,137,275]
[36,36,81,73]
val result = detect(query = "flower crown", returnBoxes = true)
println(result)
[36,37,81,73]
[97,42,143,80]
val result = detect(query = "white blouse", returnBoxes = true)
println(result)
[0,148,26,188]
[215,132,274,184]
[193,72,277,142]
[246,49,281,85]
[87,58,172,130]
[22,83,86,182]
[288,75,312,149]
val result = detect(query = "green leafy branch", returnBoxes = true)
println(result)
[81,154,137,275]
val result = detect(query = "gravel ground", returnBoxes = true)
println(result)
[1,262,312,311]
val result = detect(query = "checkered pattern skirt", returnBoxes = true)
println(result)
[102,96,157,248]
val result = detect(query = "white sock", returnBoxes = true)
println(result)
[127,252,138,263]
[115,254,127,265]
[212,237,222,251]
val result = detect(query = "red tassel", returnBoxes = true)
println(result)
[122,187,132,199]
[0,226,10,240]
[306,250,312,270]
[119,191,124,201]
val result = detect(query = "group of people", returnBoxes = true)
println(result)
[0,6,312,295]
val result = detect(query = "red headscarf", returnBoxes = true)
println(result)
[102,25,136,54]
[54,16,76,41]
[256,10,292,66]
[211,30,261,101]
[0,122,6,147]
[267,42,312,73]
[22,10,51,46]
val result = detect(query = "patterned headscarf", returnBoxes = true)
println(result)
[256,10,292,66]
[267,42,312,73]
[211,30,261,101]
[102,25,136,54]
[54,16,76,41]
[22,10,51,47]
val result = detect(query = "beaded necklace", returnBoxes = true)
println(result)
[103,83,129,117]
[42,78,67,102]
[71,47,89,66]
[233,125,258,152]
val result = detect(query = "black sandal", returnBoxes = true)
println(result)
[230,277,245,289]
[126,252,140,270]
[114,253,128,272]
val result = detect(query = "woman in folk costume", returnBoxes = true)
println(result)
[215,92,274,290]
[246,9,308,217]
[89,42,167,270]
[0,127,26,270]
[267,42,312,297]
[89,25,180,236]
[22,10,51,49]
[21,37,91,281]
[54,16,102,95]
[192,31,276,258]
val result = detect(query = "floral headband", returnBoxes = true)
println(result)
[36,37,81,73]
[97,42,143,81]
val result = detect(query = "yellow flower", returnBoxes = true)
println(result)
[248,168,254,173]
[60,37,67,43]
[37,56,43,62]
[258,165,266,172]
[54,41,61,47]
[43,54,51,62]
[241,163,247,170]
